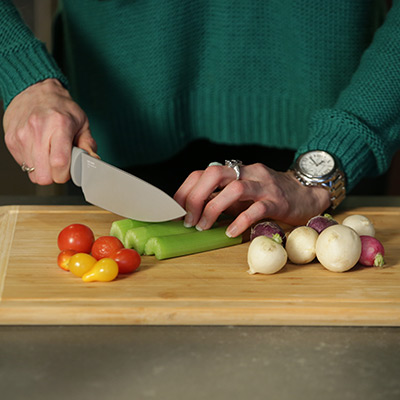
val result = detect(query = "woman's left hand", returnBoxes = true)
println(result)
[174,163,331,237]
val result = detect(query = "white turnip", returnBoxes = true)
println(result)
[286,226,318,264]
[247,236,287,275]
[359,235,385,267]
[316,225,361,272]
[342,214,375,237]
[306,213,338,234]
[250,221,286,246]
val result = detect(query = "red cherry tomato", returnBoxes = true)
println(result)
[91,236,124,260]
[58,224,95,253]
[111,248,141,274]
[57,249,77,271]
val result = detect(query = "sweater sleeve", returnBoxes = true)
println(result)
[295,3,400,192]
[0,0,68,108]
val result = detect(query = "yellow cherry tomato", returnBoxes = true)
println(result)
[68,253,97,277]
[82,258,119,282]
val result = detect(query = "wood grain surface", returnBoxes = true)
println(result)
[0,205,399,326]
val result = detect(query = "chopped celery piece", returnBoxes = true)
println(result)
[110,219,152,243]
[144,226,242,260]
[125,220,196,254]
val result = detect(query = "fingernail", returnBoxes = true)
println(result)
[225,225,237,238]
[184,212,193,228]
[196,216,207,232]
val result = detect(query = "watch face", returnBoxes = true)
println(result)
[298,151,335,178]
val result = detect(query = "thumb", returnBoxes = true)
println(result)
[74,128,99,158]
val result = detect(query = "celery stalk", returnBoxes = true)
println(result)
[110,219,152,243]
[144,226,242,260]
[125,220,196,254]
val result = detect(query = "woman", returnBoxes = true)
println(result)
[1,0,399,236]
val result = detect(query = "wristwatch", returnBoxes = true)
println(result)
[290,150,346,209]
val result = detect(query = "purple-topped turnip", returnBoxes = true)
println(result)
[250,221,286,247]
[359,235,385,267]
[306,213,338,234]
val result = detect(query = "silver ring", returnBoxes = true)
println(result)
[21,162,35,173]
[225,159,243,180]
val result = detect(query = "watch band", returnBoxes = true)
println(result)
[290,154,346,210]
[293,169,346,209]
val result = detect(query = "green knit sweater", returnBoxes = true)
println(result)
[1,0,400,192]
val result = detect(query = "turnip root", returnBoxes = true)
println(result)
[306,213,338,234]
[286,226,318,264]
[316,225,361,272]
[359,235,385,267]
[247,236,287,275]
[250,221,286,246]
[342,214,375,237]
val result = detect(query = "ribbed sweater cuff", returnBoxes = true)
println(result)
[0,41,69,108]
[295,109,390,192]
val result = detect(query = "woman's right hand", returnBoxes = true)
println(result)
[3,78,97,185]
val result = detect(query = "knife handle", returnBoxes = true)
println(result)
[70,146,87,187]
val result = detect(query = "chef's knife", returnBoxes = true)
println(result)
[70,147,186,222]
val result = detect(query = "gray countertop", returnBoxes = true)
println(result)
[1,195,400,400]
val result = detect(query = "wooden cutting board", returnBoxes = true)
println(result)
[0,205,399,326]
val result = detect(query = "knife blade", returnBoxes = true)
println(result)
[70,147,186,222]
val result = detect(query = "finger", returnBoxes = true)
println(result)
[32,112,74,185]
[75,127,98,157]
[4,118,37,172]
[8,133,40,184]
[174,170,203,205]
[175,162,247,203]
[20,158,38,183]
[174,171,206,227]
[225,199,278,238]
[6,139,26,169]
[29,140,52,185]
[49,132,74,184]
[182,165,231,227]
[195,179,256,231]
[49,124,98,184]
